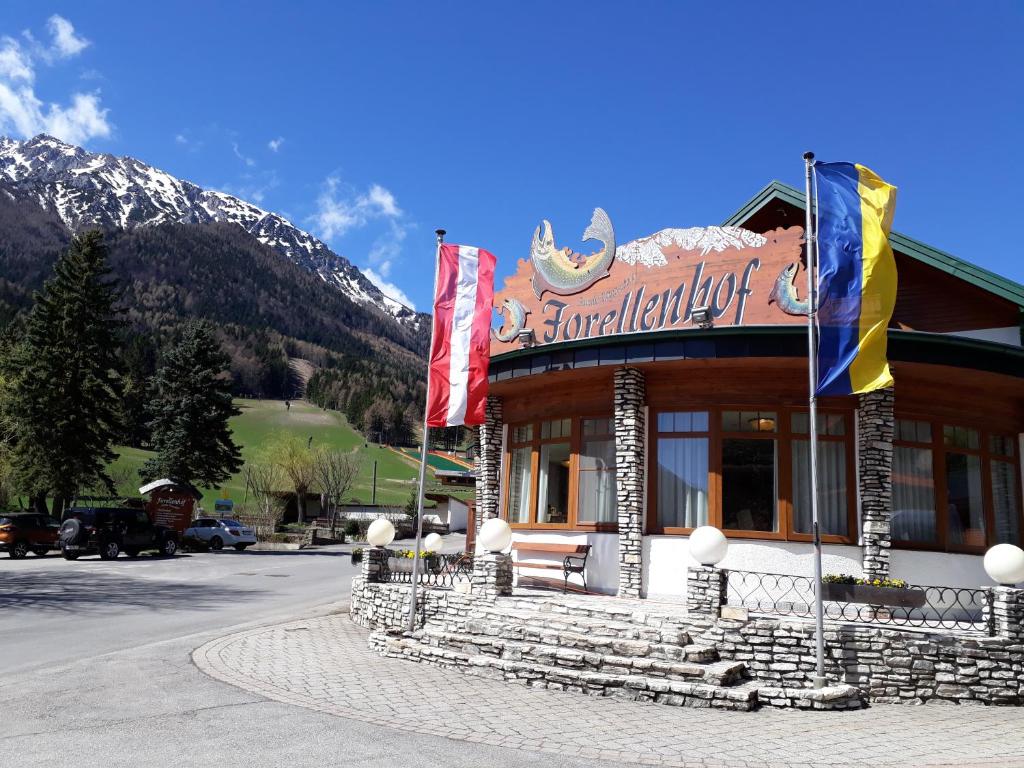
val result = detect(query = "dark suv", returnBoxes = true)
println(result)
[59,507,179,560]
[0,513,60,558]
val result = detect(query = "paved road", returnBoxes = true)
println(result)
[0,539,610,768]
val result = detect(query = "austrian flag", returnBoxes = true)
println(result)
[426,244,497,427]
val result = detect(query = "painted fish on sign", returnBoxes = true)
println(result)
[491,210,808,354]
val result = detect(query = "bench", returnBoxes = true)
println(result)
[511,542,592,593]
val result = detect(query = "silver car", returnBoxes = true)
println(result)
[184,517,257,551]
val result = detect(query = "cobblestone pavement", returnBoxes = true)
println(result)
[193,612,1024,768]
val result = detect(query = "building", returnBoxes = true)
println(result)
[475,181,1024,598]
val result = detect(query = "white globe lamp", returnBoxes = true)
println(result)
[479,518,512,554]
[689,525,728,566]
[366,518,396,548]
[423,532,443,553]
[983,543,1024,586]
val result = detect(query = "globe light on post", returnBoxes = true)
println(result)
[366,518,395,548]
[423,532,443,553]
[479,518,512,553]
[689,525,728,566]
[983,543,1024,586]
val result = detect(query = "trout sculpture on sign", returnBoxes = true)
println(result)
[492,209,808,353]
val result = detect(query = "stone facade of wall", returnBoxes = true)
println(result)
[688,566,1024,705]
[614,367,645,599]
[471,552,513,601]
[474,396,503,535]
[686,565,727,615]
[857,387,895,579]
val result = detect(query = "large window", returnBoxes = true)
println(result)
[893,417,1022,551]
[649,406,855,542]
[504,416,617,529]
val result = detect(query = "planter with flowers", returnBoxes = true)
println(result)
[821,574,927,608]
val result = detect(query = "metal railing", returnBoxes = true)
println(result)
[381,551,474,590]
[723,569,993,635]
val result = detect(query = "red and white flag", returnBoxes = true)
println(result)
[426,244,497,427]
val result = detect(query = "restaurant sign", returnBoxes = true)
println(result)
[490,209,807,355]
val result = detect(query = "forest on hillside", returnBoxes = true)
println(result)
[0,189,427,446]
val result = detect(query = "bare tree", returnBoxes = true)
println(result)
[269,436,317,523]
[242,461,287,537]
[314,450,362,535]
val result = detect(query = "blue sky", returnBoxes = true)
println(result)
[1,1,1022,309]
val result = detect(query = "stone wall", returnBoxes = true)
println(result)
[688,566,1024,705]
[857,387,895,579]
[614,367,645,599]
[474,396,503,536]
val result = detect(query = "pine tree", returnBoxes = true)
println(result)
[3,230,124,513]
[141,321,242,486]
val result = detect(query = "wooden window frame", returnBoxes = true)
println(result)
[646,405,857,545]
[502,414,618,532]
[893,411,1024,554]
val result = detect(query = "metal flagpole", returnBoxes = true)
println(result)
[803,151,826,688]
[408,228,446,632]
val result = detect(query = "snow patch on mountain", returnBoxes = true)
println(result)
[0,134,423,329]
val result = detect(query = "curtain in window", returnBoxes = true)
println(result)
[991,460,1021,545]
[892,445,936,542]
[657,437,708,528]
[508,446,532,524]
[537,442,570,523]
[577,437,616,523]
[791,440,847,536]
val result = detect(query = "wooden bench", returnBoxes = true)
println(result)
[511,542,592,593]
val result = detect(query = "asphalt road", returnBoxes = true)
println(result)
[0,539,615,768]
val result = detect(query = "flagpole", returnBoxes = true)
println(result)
[803,151,826,688]
[408,229,445,633]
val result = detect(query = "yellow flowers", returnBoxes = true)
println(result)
[823,573,908,589]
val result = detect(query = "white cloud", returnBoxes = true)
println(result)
[311,177,403,240]
[367,219,408,278]
[47,15,90,59]
[268,136,284,152]
[175,133,188,144]
[363,267,415,310]
[231,141,256,167]
[0,17,110,145]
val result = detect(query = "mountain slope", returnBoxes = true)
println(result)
[0,134,426,331]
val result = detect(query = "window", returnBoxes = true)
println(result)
[791,412,848,537]
[722,411,777,532]
[578,418,616,524]
[504,415,616,529]
[892,417,1022,551]
[656,412,709,529]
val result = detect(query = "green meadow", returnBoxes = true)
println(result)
[103,399,465,509]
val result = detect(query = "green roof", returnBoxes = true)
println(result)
[723,180,1024,308]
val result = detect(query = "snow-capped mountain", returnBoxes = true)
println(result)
[0,134,421,328]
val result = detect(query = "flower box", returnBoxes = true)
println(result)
[821,582,927,608]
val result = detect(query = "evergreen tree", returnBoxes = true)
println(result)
[3,231,123,513]
[141,321,242,486]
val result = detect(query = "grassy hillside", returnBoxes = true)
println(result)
[106,399,432,507]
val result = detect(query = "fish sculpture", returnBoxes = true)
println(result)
[768,262,809,316]
[530,208,615,298]
[493,298,529,342]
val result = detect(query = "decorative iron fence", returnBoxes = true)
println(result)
[723,569,993,635]
[381,550,474,590]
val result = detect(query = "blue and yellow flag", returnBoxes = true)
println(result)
[814,162,897,396]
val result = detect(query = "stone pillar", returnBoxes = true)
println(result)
[686,565,726,616]
[362,546,388,584]
[471,552,513,601]
[474,396,503,536]
[614,367,646,599]
[992,587,1024,641]
[857,387,895,579]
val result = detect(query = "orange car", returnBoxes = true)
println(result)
[0,513,61,559]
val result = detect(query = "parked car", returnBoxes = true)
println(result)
[183,517,257,551]
[59,506,179,560]
[0,513,60,559]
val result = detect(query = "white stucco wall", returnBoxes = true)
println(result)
[889,549,991,588]
[509,531,619,594]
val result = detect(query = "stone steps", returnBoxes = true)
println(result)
[371,631,761,711]
[415,627,741,684]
